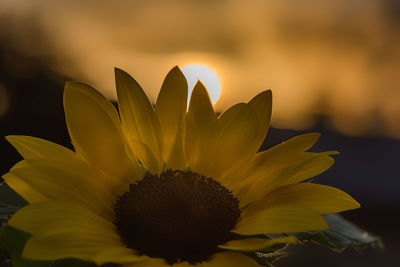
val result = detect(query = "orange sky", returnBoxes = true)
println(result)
[1,0,399,138]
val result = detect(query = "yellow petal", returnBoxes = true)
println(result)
[260,133,322,156]
[246,133,323,175]
[125,259,197,267]
[8,201,115,236]
[219,236,296,251]
[185,81,217,177]
[202,252,261,267]
[213,91,271,180]
[173,261,198,267]
[123,257,169,267]
[166,130,186,171]
[234,152,337,205]
[63,81,141,182]
[8,201,145,265]
[115,68,164,174]
[9,158,115,219]
[211,103,246,178]
[234,204,328,235]
[155,66,188,170]
[128,140,163,175]
[23,233,145,265]
[281,152,337,186]
[223,133,322,189]
[264,183,360,214]
[5,135,76,160]
[2,172,48,203]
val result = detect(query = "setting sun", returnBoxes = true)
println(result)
[181,64,221,105]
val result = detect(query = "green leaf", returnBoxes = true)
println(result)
[246,250,288,267]
[0,204,18,221]
[0,226,50,267]
[242,241,289,267]
[0,182,26,224]
[0,182,27,207]
[0,182,34,266]
[295,214,383,251]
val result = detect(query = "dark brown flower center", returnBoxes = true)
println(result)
[114,169,241,264]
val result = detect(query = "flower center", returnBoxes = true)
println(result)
[114,170,241,264]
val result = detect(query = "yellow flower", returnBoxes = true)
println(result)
[2,67,359,266]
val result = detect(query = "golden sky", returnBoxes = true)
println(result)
[1,0,399,138]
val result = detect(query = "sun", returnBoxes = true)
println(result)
[181,64,221,105]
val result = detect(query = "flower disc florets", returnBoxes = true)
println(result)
[115,170,241,264]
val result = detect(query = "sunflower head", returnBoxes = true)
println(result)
[115,169,240,264]
[2,66,360,266]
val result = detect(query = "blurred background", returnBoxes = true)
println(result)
[0,0,399,266]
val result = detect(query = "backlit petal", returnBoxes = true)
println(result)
[166,130,186,171]
[5,135,76,160]
[9,158,116,219]
[234,152,337,205]
[246,133,323,177]
[215,91,272,178]
[123,257,169,267]
[8,201,145,265]
[219,236,296,251]
[155,66,188,170]
[115,68,164,174]
[23,234,145,265]
[264,183,360,214]
[185,81,217,177]
[63,81,141,183]
[281,152,337,186]
[2,172,47,203]
[223,133,322,189]
[234,204,328,235]
[128,140,163,175]
[173,261,199,267]
[202,252,261,267]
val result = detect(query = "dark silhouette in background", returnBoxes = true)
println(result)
[0,47,398,267]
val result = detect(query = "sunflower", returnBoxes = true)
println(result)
[3,66,359,266]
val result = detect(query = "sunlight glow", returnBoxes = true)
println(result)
[181,64,221,105]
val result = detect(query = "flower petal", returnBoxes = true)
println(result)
[23,233,145,265]
[5,135,76,160]
[123,257,169,267]
[185,81,217,177]
[128,140,163,175]
[115,68,164,174]
[234,152,337,205]
[261,132,322,154]
[281,153,337,186]
[63,81,141,182]
[234,204,328,235]
[2,172,48,203]
[202,252,261,267]
[9,158,116,220]
[264,183,360,214]
[155,66,188,170]
[8,201,115,238]
[223,133,322,189]
[166,131,186,171]
[247,133,323,174]
[173,262,198,267]
[212,91,271,179]
[219,236,296,251]
[8,201,145,265]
